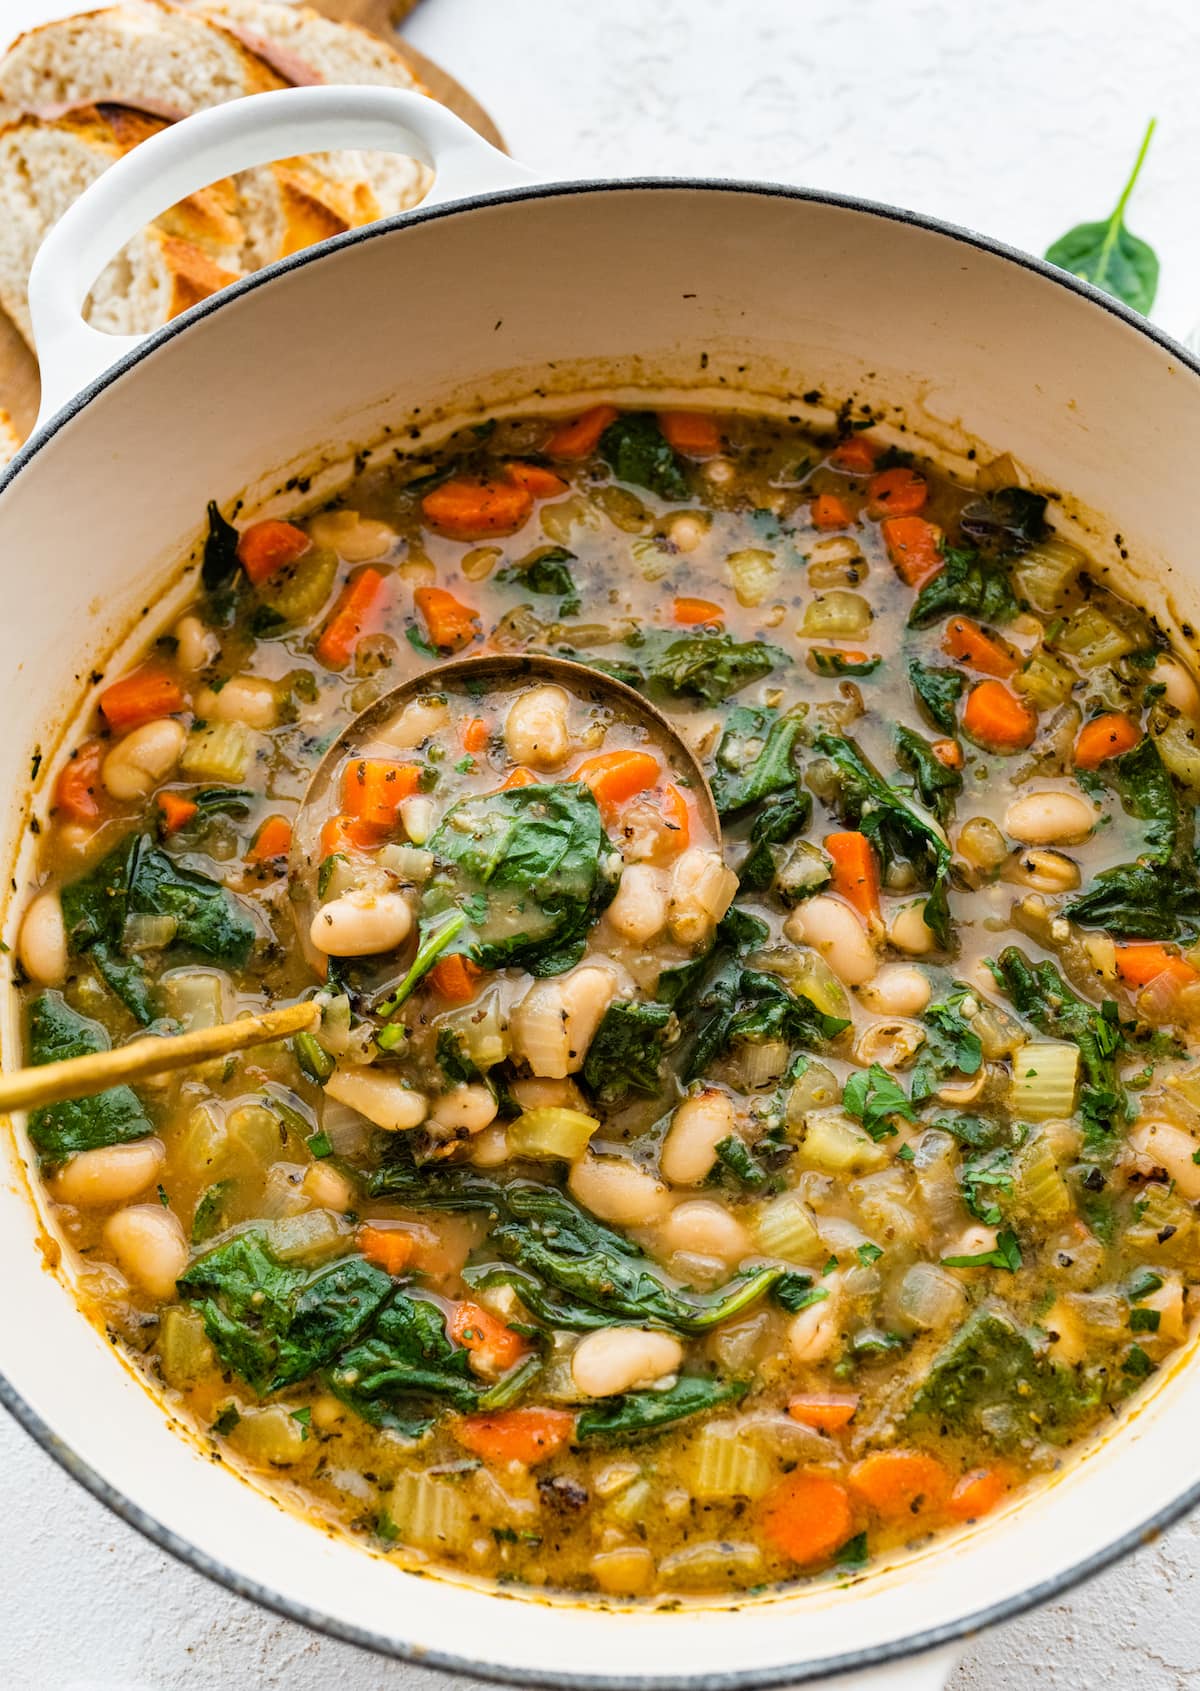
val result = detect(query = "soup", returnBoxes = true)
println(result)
[12,404,1200,1599]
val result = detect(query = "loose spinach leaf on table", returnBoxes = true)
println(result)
[1044,119,1159,314]
[910,984,984,1104]
[710,707,805,818]
[907,659,966,735]
[422,782,614,976]
[646,633,787,706]
[201,499,240,591]
[895,725,963,824]
[598,413,690,501]
[957,488,1049,559]
[582,1000,673,1105]
[327,1292,482,1426]
[574,1375,747,1442]
[907,545,1019,630]
[497,547,581,616]
[24,991,153,1166]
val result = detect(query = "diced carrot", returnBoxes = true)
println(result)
[658,410,722,456]
[849,1450,951,1520]
[544,404,620,459]
[830,435,877,473]
[572,749,661,812]
[505,461,569,499]
[961,679,1038,751]
[462,716,491,754]
[320,813,375,858]
[825,831,881,925]
[931,738,964,769]
[868,466,927,516]
[811,492,854,531]
[499,767,539,790]
[414,586,480,653]
[657,783,691,853]
[54,741,105,822]
[1115,943,1199,989]
[942,615,1018,679]
[787,1392,860,1432]
[673,596,725,626]
[316,568,388,670]
[881,516,943,588]
[428,954,482,1003]
[157,791,197,834]
[358,1224,415,1277]
[236,518,310,586]
[247,813,292,862]
[760,1470,856,1565]
[1074,711,1142,769]
[99,665,186,732]
[449,1301,528,1373]
[947,1466,1011,1522]
[421,477,532,539]
[453,1407,575,1467]
[341,759,422,833]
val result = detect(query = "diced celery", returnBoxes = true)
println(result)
[785,1060,839,1124]
[442,989,509,1070]
[727,548,778,608]
[1153,716,1200,790]
[227,1103,285,1164]
[267,1208,348,1263]
[605,1476,654,1525]
[775,841,832,906]
[163,969,228,1031]
[799,1109,890,1174]
[229,1405,307,1467]
[256,545,338,625]
[1013,1132,1071,1220]
[1011,536,1085,613]
[386,1470,470,1551]
[735,1038,790,1090]
[683,1424,773,1500]
[1014,648,1077,709]
[1127,1183,1194,1255]
[803,590,871,638]
[181,721,252,782]
[158,1305,217,1387]
[1051,604,1136,670]
[850,1168,920,1245]
[753,1194,823,1263]
[122,912,179,953]
[317,993,352,1055]
[1010,1042,1077,1120]
[508,1107,598,1161]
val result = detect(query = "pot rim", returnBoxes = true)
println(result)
[4,173,1200,1686]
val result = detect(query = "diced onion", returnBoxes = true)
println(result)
[266,1209,349,1263]
[785,1060,840,1124]
[122,912,178,952]
[736,1038,790,1090]
[802,590,871,638]
[896,1262,966,1331]
[727,548,778,608]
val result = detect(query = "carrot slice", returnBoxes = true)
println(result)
[881,516,943,587]
[236,518,310,586]
[673,596,725,626]
[247,813,292,862]
[961,679,1038,751]
[454,1408,575,1467]
[942,615,1018,679]
[760,1470,855,1565]
[868,466,927,516]
[830,436,877,473]
[320,813,376,858]
[572,749,661,812]
[341,759,421,832]
[947,1466,1011,1522]
[316,568,388,670]
[657,783,691,853]
[787,1392,860,1432]
[428,954,482,1003]
[811,492,854,531]
[157,791,197,835]
[358,1224,415,1277]
[499,767,539,790]
[449,1301,528,1373]
[931,738,964,770]
[54,741,105,822]
[544,405,619,459]
[825,831,881,924]
[415,586,480,653]
[421,476,532,539]
[99,665,186,732]
[1074,711,1142,769]
[462,716,491,753]
[849,1450,950,1520]
[658,410,722,456]
[505,461,568,499]
[1115,943,1199,989]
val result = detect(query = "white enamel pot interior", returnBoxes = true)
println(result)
[2,85,1199,1691]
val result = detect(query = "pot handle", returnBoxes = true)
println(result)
[27,84,535,429]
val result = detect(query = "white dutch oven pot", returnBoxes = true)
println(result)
[1,84,1198,1691]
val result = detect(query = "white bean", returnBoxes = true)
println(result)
[788,1278,841,1363]
[1129,1120,1200,1200]
[380,697,448,751]
[503,685,571,770]
[1152,656,1200,718]
[510,1076,588,1112]
[101,717,186,802]
[888,901,937,956]
[398,795,435,845]
[324,1067,428,1130]
[174,614,219,672]
[857,964,931,1017]
[302,1163,355,1210]
[945,1223,998,1261]
[1004,791,1095,846]
[608,864,667,944]
[18,889,67,986]
[430,1084,498,1135]
[568,1154,673,1226]
[784,894,877,986]
[571,1327,684,1397]
[468,1124,510,1167]
[656,1200,749,1264]
[196,675,278,730]
[308,509,396,561]
[309,889,412,956]
[667,848,738,947]
[104,1204,188,1300]
[51,1138,165,1208]
[511,966,617,1078]
[661,1089,735,1186]
[668,513,708,553]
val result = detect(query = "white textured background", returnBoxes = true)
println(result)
[4,0,1200,1687]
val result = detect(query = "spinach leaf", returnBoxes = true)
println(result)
[737,794,815,893]
[842,1063,916,1141]
[202,500,240,591]
[91,942,158,1023]
[1065,861,1200,942]
[908,546,1019,631]
[960,1148,1015,1226]
[178,1230,393,1393]
[773,1273,828,1313]
[1044,120,1159,314]
[941,1227,1022,1272]
[907,659,965,735]
[710,708,805,818]
[646,634,786,706]
[910,985,984,1103]
[582,1000,673,1104]
[727,969,850,1048]
[714,1134,769,1189]
[497,547,580,616]
[574,1375,746,1442]
[327,1292,481,1425]
[435,1027,482,1087]
[423,783,613,975]
[958,488,1049,559]
[191,1179,236,1244]
[462,1264,621,1332]
[895,725,962,824]
[24,991,153,1166]
[1079,733,1178,864]
[598,413,689,501]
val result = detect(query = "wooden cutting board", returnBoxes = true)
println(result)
[0,0,504,438]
